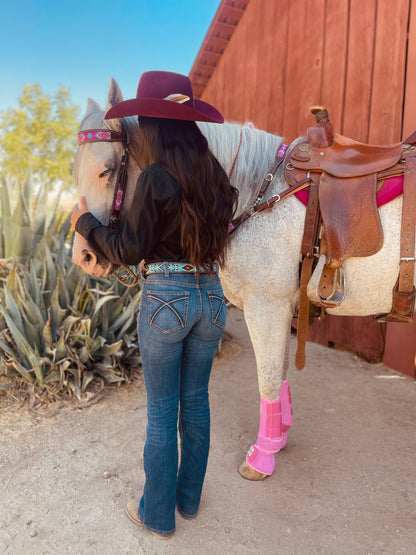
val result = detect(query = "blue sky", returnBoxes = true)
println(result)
[0,0,219,114]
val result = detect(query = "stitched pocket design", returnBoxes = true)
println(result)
[147,290,190,333]
[207,290,226,329]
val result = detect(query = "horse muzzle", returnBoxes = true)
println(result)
[72,232,115,278]
[79,248,115,277]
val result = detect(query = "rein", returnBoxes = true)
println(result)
[229,142,312,233]
[77,127,140,287]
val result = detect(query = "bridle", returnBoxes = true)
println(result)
[77,127,140,286]
[77,128,131,230]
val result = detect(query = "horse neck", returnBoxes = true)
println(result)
[198,121,284,216]
[124,118,284,217]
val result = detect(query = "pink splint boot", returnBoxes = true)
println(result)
[246,380,293,475]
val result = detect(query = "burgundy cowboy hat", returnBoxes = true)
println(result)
[105,71,224,124]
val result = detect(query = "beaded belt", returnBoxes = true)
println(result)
[143,262,218,276]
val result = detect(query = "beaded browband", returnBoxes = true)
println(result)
[77,129,127,144]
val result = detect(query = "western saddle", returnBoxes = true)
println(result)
[285,107,416,369]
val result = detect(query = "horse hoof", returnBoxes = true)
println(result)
[238,460,268,481]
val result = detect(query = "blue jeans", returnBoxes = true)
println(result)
[137,271,226,536]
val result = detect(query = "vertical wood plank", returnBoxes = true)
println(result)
[320,0,349,131]
[203,66,218,111]
[227,33,246,121]
[263,0,289,135]
[202,47,222,114]
[204,63,224,118]
[383,321,416,377]
[243,0,261,123]
[252,1,276,130]
[282,0,308,141]
[342,0,377,140]
[368,0,410,144]
[296,0,326,136]
[251,0,287,134]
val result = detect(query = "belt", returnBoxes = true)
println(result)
[143,262,218,276]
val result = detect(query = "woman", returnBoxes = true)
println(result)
[72,71,238,539]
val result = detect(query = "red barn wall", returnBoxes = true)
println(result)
[194,0,415,376]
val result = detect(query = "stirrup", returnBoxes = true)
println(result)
[307,255,346,308]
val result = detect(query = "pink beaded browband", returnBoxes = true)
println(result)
[77,129,127,143]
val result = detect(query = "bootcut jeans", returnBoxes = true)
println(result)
[136,271,226,536]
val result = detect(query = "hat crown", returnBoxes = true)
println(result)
[137,71,194,107]
[104,71,223,123]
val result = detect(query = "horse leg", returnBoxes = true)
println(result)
[238,298,294,480]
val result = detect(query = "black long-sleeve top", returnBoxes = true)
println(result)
[75,163,187,266]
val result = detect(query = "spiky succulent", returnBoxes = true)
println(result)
[0,174,141,402]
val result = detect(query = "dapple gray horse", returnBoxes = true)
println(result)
[72,79,412,480]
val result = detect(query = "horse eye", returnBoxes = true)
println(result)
[99,168,113,179]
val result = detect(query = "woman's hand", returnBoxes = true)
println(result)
[71,196,90,230]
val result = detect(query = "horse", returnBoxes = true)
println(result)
[72,78,414,481]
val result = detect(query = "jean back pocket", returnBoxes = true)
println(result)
[207,290,226,329]
[147,290,190,333]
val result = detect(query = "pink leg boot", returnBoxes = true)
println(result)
[246,397,282,475]
[246,381,293,475]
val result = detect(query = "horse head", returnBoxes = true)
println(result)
[72,79,141,277]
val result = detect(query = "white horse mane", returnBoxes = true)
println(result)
[124,118,284,216]
[198,121,284,215]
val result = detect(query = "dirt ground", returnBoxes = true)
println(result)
[0,307,415,555]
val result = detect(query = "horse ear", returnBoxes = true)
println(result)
[85,98,102,117]
[106,78,123,111]
[104,78,124,132]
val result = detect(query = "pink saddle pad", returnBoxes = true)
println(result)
[295,174,404,207]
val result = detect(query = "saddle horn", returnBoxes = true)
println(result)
[307,106,335,149]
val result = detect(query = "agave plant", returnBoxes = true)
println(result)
[0,172,61,261]
[0,239,141,401]
[0,173,142,402]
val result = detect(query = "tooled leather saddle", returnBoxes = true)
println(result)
[285,107,416,369]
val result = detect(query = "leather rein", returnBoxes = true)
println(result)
[229,141,313,233]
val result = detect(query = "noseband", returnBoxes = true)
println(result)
[77,128,140,286]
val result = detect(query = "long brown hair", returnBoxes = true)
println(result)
[138,116,238,268]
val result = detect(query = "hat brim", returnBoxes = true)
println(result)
[105,97,224,123]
